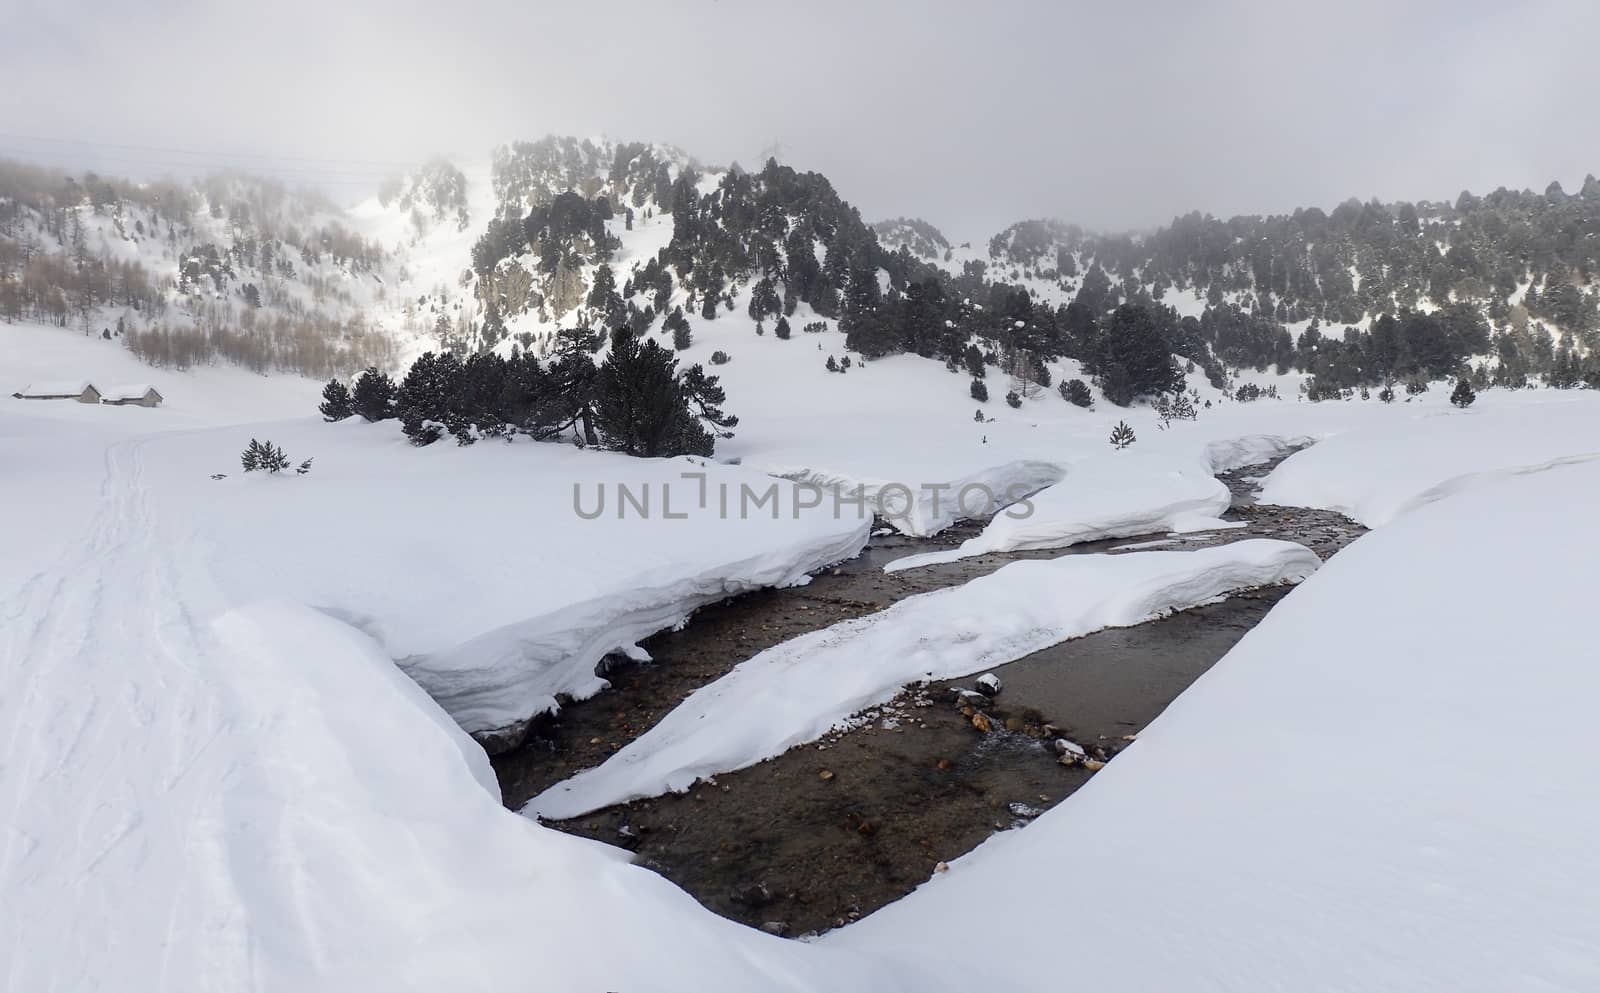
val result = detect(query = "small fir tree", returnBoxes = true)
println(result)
[1450,376,1477,408]
[1005,390,1022,408]
[971,377,989,402]
[241,439,291,473]
[1061,378,1093,408]
[964,344,986,379]
[1109,420,1136,450]
[319,379,353,421]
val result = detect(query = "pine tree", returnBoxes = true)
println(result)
[672,321,692,350]
[241,439,290,472]
[826,355,839,373]
[262,441,289,472]
[1109,421,1136,450]
[1378,384,1395,403]
[1005,390,1022,408]
[747,276,781,321]
[1171,391,1197,421]
[396,351,464,446]
[480,299,507,350]
[971,377,989,402]
[540,327,602,445]
[973,408,985,423]
[319,379,353,421]
[591,327,736,457]
[592,327,684,456]
[678,363,738,448]
[1091,303,1183,406]
[351,367,397,421]
[587,264,625,328]
[774,315,792,340]
[964,344,986,379]
[1060,378,1093,408]
[1450,375,1477,408]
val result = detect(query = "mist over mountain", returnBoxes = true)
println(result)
[4,135,1596,407]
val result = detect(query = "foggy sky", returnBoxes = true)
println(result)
[4,0,1597,241]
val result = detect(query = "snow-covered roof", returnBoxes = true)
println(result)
[15,381,96,397]
[101,384,161,401]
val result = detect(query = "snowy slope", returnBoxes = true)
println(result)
[830,455,1600,993]
[1258,395,1600,525]
[0,478,902,992]
[0,346,902,992]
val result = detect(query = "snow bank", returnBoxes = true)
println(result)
[885,450,1233,573]
[527,539,1318,820]
[1202,432,1314,473]
[0,404,910,992]
[130,419,869,736]
[1259,398,1600,526]
[832,456,1600,992]
[772,458,1065,537]
[403,519,869,734]
[0,594,904,991]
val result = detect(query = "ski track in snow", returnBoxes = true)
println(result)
[0,438,251,988]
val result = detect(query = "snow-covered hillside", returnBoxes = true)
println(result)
[7,137,1596,433]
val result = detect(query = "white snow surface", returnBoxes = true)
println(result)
[1259,396,1600,526]
[402,501,869,733]
[13,379,96,397]
[158,422,869,735]
[884,449,1234,573]
[10,318,1600,990]
[830,455,1600,993]
[526,539,1319,820]
[0,585,901,992]
[0,323,902,992]
[772,458,1065,537]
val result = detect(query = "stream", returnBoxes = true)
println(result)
[492,457,1365,937]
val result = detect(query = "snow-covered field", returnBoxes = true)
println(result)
[1258,395,1600,525]
[5,318,1600,991]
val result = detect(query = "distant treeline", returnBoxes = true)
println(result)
[321,325,735,458]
